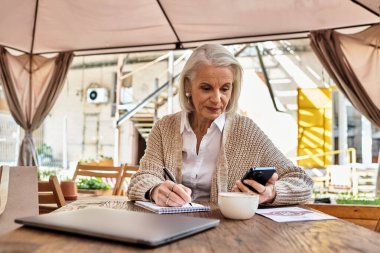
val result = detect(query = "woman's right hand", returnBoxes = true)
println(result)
[151,180,192,207]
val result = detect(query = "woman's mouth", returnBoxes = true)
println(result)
[206,107,220,112]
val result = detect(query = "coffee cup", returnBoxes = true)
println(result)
[218,192,259,220]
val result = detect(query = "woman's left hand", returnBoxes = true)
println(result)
[231,173,278,204]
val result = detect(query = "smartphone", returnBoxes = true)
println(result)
[241,167,276,193]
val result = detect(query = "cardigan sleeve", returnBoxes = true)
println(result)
[126,120,165,201]
[252,125,313,206]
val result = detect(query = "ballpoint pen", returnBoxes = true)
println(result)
[163,167,192,206]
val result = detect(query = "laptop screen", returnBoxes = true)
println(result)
[15,207,219,247]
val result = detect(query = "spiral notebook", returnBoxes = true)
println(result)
[135,201,210,214]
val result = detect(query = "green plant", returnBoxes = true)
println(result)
[99,155,113,160]
[36,143,55,165]
[336,199,380,205]
[78,158,96,163]
[76,177,111,190]
[36,143,53,157]
[37,169,57,181]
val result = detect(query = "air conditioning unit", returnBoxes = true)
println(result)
[87,88,109,104]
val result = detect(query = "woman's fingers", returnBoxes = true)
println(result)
[233,179,276,204]
[172,183,192,203]
[178,184,192,196]
[241,179,266,194]
[236,180,256,193]
[153,181,179,206]
[157,190,183,207]
[163,181,187,206]
[267,173,278,185]
[153,181,192,207]
[231,185,240,192]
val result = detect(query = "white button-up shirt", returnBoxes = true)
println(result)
[181,111,225,201]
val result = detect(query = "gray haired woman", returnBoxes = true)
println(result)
[127,44,313,207]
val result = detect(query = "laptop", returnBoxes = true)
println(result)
[15,207,219,247]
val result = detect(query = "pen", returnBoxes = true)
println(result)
[163,167,192,206]
[163,167,176,183]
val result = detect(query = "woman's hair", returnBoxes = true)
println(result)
[179,44,243,113]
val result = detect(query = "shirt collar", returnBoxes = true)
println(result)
[213,113,226,132]
[180,111,226,134]
[180,111,192,133]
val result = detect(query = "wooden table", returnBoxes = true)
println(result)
[1,196,379,253]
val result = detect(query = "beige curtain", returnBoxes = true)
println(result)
[310,24,380,127]
[0,47,73,166]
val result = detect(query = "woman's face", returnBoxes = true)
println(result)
[187,64,234,121]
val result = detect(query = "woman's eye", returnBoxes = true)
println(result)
[201,86,211,91]
[221,86,230,92]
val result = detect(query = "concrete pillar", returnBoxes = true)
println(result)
[167,51,174,114]
[62,115,68,169]
[113,54,125,166]
[338,92,348,164]
[361,115,372,164]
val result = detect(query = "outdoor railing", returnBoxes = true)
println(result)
[291,148,357,165]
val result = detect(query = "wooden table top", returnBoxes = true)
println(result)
[1,196,379,253]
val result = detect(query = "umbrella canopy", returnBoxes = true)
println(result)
[0,0,378,55]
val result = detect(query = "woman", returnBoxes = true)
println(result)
[127,44,313,207]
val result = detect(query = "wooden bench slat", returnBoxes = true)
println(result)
[38,182,52,192]
[306,204,380,220]
[39,194,58,205]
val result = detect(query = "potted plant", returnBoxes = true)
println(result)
[60,179,78,201]
[78,156,114,166]
[98,155,113,166]
[78,158,98,165]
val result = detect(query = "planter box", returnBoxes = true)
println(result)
[79,160,114,166]
[77,189,113,196]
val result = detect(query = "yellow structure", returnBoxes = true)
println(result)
[297,88,332,168]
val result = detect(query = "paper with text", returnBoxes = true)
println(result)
[256,207,337,222]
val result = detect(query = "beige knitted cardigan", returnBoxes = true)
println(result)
[127,112,313,205]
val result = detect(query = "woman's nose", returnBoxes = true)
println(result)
[210,91,221,103]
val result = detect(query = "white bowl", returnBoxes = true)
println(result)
[218,192,259,220]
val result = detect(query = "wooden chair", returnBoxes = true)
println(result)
[115,165,139,195]
[38,176,66,214]
[375,216,380,232]
[306,203,380,232]
[72,163,125,196]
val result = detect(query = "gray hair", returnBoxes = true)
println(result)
[179,44,243,113]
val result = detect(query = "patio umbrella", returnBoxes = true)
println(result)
[0,0,379,166]
[0,0,378,55]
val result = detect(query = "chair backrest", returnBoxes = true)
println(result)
[376,216,380,233]
[306,203,380,232]
[326,165,352,191]
[38,176,66,214]
[73,163,125,195]
[115,165,139,195]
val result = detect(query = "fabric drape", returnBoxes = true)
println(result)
[0,47,73,166]
[309,24,380,127]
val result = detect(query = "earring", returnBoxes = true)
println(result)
[185,92,191,104]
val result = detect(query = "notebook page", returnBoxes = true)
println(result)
[135,201,210,214]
